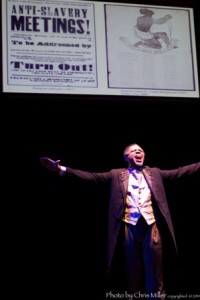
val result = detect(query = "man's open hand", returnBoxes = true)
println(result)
[40,157,61,171]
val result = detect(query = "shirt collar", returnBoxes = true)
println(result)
[128,166,143,173]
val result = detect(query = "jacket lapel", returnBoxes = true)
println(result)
[142,167,154,194]
[120,170,129,203]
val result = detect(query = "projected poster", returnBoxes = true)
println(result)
[2,0,199,98]
[2,0,97,92]
[105,5,198,93]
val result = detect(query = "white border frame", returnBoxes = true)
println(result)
[2,0,199,98]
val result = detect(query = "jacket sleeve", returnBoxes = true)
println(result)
[65,167,113,183]
[157,162,200,180]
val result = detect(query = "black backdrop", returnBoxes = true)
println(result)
[1,0,200,299]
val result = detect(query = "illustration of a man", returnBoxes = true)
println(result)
[133,8,172,49]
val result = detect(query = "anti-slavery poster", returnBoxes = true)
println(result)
[3,0,97,93]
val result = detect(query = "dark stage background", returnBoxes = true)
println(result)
[1,0,200,299]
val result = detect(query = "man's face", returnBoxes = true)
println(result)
[126,144,145,168]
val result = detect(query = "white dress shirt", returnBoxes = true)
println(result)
[123,169,155,225]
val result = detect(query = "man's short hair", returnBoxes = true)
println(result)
[139,8,154,15]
